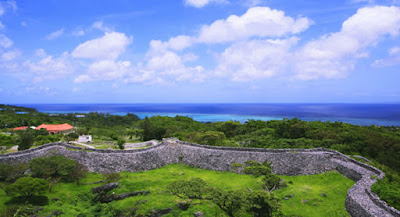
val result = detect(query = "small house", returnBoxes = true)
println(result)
[78,135,92,143]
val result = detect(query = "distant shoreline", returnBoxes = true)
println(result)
[12,103,400,127]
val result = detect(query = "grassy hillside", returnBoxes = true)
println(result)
[0,164,353,217]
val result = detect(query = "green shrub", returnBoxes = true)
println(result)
[102,173,121,183]
[117,139,125,150]
[29,155,77,181]
[0,163,28,183]
[243,161,270,177]
[371,178,400,210]
[6,177,48,197]
[232,162,243,173]
[167,178,208,199]
[0,163,11,181]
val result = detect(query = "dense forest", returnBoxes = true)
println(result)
[0,104,399,211]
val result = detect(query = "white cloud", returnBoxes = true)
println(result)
[350,0,374,4]
[389,46,400,56]
[74,74,92,83]
[0,1,17,16]
[25,86,57,95]
[86,60,131,81]
[0,34,12,48]
[124,47,207,84]
[294,6,400,80]
[185,0,228,8]
[92,21,113,32]
[373,46,400,67]
[72,32,132,60]
[0,21,4,29]
[145,50,206,81]
[149,35,192,52]
[7,1,17,11]
[242,0,264,7]
[214,37,298,81]
[24,49,72,82]
[45,28,64,40]
[72,29,85,37]
[197,7,312,43]
[1,49,20,61]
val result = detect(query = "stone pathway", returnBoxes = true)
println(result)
[70,141,95,149]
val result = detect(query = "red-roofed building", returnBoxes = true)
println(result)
[36,123,74,134]
[13,126,28,131]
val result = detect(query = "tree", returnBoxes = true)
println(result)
[17,130,35,151]
[5,177,48,198]
[210,188,247,217]
[247,191,282,217]
[186,131,226,146]
[29,155,77,181]
[1,163,28,183]
[0,163,11,182]
[141,117,153,141]
[72,163,88,185]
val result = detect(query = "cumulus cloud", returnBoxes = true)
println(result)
[148,35,193,55]
[185,0,228,8]
[72,32,132,60]
[124,47,207,84]
[74,60,131,83]
[294,6,400,80]
[214,37,298,81]
[1,49,20,61]
[0,34,12,48]
[197,7,312,43]
[45,28,64,40]
[24,49,72,82]
[72,32,134,83]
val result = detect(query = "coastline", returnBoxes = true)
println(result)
[14,103,400,126]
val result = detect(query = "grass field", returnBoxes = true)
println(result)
[0,164,354,216]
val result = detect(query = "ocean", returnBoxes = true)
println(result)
[17,103,400,126]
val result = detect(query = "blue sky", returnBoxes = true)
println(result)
[0,0,399,103]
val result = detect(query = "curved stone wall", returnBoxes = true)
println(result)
[0,138,399,217]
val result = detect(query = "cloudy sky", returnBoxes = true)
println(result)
[0,0,399,103]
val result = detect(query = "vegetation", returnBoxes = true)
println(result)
[0,162,353,217]
[5,177,48,198]
[0,104,399,210]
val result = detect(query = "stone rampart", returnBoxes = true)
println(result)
[0,138,399,217]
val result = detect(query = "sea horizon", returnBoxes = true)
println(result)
[14,103,400,127]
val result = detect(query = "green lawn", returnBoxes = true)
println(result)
[275,172,353,217]
[0,164,354,216]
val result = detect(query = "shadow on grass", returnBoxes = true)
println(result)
[5,196,48,206]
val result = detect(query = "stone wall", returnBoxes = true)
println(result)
[0,138,399,217]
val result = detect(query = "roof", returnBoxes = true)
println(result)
[36,123,73,132]
[13,126,28,131]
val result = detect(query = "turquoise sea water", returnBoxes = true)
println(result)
[18,104,400,126]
